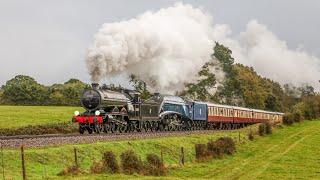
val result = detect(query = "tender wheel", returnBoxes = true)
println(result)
[118,125,126,133]
[104,123,110,133]
[110,123,116,133]
[158,123,164,131]
[142,122,148,132]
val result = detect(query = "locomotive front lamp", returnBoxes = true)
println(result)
[74,111,80,116]
[95,110,101,116]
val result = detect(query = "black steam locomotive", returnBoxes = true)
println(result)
[73,83,194,134]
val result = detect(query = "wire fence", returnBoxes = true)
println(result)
[0,128,256,179]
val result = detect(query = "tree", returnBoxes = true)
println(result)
[213,42,241,105]
[2,75,48,105]
[48,79,89,105]
[64,78,83,84]
[129,74,151,100]
[0,87,4,104]
[213,42,234,74]
[180,62,217,101]
[299,85,315,97]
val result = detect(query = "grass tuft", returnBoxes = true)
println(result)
[145,153,166,176]
[120,150,143,175]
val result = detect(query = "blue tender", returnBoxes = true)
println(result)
[189,101,207,121]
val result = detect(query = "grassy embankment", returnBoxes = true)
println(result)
[0,106,81,128]
[1,120,319,179]
[0,106,82,135]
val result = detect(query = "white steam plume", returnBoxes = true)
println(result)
[213,20,320,90]
[86,3,217,92]
[87,3,320,92]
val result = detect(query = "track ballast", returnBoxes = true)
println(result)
[0,129,230,149]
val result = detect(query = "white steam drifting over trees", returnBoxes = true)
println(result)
[86,3,320,92]
[213,20,320,90]
[86,3,216,92]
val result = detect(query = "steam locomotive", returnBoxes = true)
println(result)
[72,83,283,134]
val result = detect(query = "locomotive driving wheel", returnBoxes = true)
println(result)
[109,122,116,133]
[87,125,93,134]
[94,123,103,133]
[79,124,85,134]
[104,123,111,133]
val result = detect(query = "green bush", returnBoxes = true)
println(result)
[283,113,294,125]
[145,153,166,176]
[207,137,236,158]
[248,131,254,141]
[195,144,209,161]
[265,122,272,134]
[207,140,223,158]
[103,151,120,173]
[258,123,266,136]
[58,165,80,176]
[293,112,303,122]
[90,161,104,174]
[120,150,143,175]
[90,151,120,174]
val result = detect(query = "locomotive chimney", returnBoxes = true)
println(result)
[91,83,99,89]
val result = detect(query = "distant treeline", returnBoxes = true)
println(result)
[0,75,89,106]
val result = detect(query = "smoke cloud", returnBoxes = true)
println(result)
[213,20,320,90]
[87,3,320,92]
[86,3,216,92]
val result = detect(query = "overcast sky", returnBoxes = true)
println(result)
[0,0,319,86]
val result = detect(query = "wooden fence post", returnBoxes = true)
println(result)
[238,131,241,143]
[1,144,4,180]
[160,148,163,163]
[42,154,47,180]
[21,145,26,180]
[180,147,185,165]
[74,147,78,167]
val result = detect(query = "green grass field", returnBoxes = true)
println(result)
[1,120,319,179]
[0,106,82,129]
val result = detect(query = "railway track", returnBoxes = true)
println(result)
[0,130,230,149]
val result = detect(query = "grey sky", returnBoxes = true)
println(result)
[0,0,319,86]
